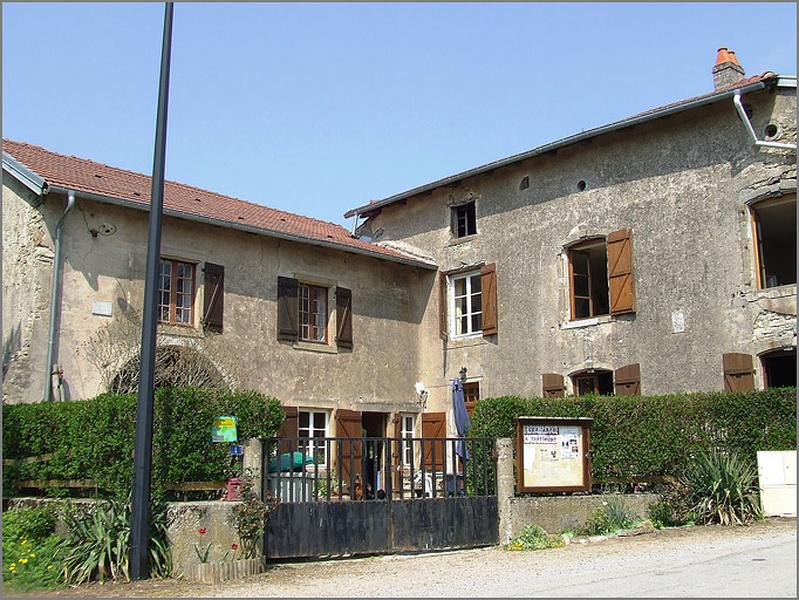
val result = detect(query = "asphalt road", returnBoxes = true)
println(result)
[33,518,796,598]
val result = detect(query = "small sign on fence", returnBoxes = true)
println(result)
[212,416,238,443]
[515,416,592,494]
[228,444,244,457]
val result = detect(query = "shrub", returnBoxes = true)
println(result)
[58,497,172,584]
[3,388,285,499]
[648,482,696,528]
[470,388,795,484]
[682,448,763,526]
[577,497,640,536]
[506,524,564,551]
[2,506,64,592]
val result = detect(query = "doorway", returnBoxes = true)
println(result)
[362,412,388,499]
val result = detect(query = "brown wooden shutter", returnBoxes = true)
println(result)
[421,412,446,471]
[277,276,298,341]
[335,409,363,494]
[438,271,448,340]
[276,406,299,453]
[481,263,498,336]
[542,373,565,398]
[335,286,353,349]
[202,263,225,333]
[607,228,635,315]
[723,353,755,392]
[614,363,641,396]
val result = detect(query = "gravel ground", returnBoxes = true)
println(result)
[16,518,796,598]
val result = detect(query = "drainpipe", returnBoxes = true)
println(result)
[733,91,797,151]
[44,191,76,402]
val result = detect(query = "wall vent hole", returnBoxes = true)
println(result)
[765,123,779,139]
[519,176,529,190]
[577,180,587,192]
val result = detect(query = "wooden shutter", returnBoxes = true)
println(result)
[276,406,298,453]
[438,271,448,340]
[723,353,755,392]
[335,286,353,349]
[607,228,635,315]
[614,363,641,396]
[392,414,403,490]
[481,263,498,336]
[542,373,565,398]
[335,409,363,493]
[421,412,446,471]
[202,263,225,333]
[277,276,298,341]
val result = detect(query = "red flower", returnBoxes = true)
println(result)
[231,543,239,550]
[198,528,207,535]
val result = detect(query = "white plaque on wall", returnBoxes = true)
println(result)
[671,310,685,333]
[92,300,113,317]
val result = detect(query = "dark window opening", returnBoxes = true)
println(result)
[572,370,614,396]
[569,239,609,319]
[452,202,477,238]
[762,349,796,389]
[752,194,796,288]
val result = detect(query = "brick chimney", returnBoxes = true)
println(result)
[713,47,745,90]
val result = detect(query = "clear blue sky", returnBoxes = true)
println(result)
[3,3,796,227]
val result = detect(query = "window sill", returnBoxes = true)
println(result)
[447,234,479,247]
[560,315,613,330]
[447,334,486,349]
[293,341,338,354]
[158,324,205,338]
[748,284,797,301]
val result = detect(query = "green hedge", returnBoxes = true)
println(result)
[3,388,284,499]
[470,388,796,482]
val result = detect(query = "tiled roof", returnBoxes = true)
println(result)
[345,71,781,217]
[2,139,434,268]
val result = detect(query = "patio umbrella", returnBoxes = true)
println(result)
[452,378,472,463]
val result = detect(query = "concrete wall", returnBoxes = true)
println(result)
[365,86,797,408]
[2,188,430,425]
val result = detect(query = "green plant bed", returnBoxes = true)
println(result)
[506,524,565,551]
[2,506,64,593]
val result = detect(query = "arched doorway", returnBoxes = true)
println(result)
[110,345,227,394]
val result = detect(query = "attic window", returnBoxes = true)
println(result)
[194,197,202,202]
[94,174,103,179]
[519,176,529,190]
[451,202,477,238]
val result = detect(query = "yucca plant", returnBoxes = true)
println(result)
[682,448,762,526]
[58,497,172,585]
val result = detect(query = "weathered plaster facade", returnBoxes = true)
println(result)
[2,185,431,425]
[360,84,797,411]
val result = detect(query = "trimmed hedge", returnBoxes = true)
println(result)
[470,388,796,483]
[3,388,284,499]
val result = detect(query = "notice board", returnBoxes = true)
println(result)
[515,416,592,493]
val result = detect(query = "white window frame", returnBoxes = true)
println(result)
[401,414,416,466]
[298,409,329,467]
[449,271,483,338]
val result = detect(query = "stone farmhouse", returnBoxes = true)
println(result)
[3,49,796,450]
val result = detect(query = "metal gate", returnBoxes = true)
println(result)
[261,436,498,559]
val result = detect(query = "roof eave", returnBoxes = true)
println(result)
[44,184,437,270]
[2,151,47,200]
[344,77,775,218]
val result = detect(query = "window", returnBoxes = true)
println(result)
[299,283,327,343]
[452,202,477,238]
[568,239,609,319]
[450,272,482,336]
[572,370,614,396]
[761,349,796,389]
[401,415,415,466]
[158,259,195,325]
[299,410,329,466]
[752,194,796,288]
[463,381,480,416]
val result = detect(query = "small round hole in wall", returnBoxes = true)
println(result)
[764,123,779,139]
[577,180,587,192]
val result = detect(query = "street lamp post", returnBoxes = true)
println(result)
[130,1,174,580]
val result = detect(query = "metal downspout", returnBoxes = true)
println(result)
[44,191,76,401]
[733,91,797,151]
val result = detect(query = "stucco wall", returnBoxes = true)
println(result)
[2,187,430,421]
[365,86,797,407]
